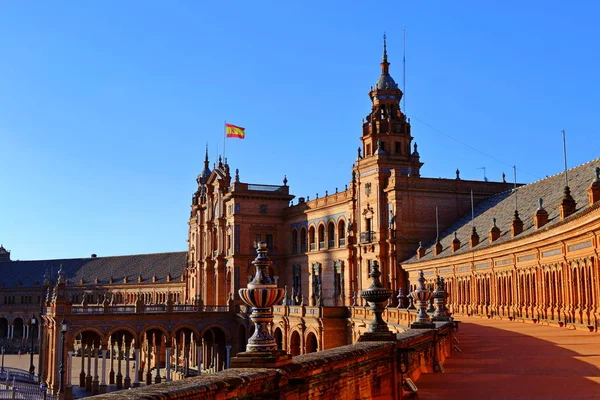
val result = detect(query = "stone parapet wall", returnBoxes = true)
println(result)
[88,323,454,400]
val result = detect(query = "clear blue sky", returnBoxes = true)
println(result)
[1,1,599,260]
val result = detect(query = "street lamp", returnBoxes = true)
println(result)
[58,320,67,395]
[29,316,37,376]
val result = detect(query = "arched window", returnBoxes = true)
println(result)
[318,225,325,250]
[300,227,307,253]
[327,221,335,248]
[291,229,298,254]
[338,220,346,246]
[309,226,316,251]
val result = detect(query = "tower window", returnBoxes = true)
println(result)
[395,142,401,154]
[366,144,371,156]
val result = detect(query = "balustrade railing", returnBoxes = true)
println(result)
[69,303,230,315]
[359,231,376,244]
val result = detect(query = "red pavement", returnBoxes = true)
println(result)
[417,318,600,400]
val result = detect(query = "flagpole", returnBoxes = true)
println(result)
[223,120,227,160]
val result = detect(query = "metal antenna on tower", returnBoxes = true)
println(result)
[513,165,518,210]
[403,27,406,112]
[435,206,439,239]
[562,130,569,187]
[477,167,488,182]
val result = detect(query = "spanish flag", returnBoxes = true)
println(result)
[226,123,245,139]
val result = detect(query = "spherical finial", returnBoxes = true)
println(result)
[257,241,267,250]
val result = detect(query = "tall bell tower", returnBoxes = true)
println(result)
[360,34,422,176]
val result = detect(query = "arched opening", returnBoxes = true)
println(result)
[273,328,283,351]
[290,331,301,356]
[237,325,247,354]
[172,328,196,377]
[338,219,346,246]
[77,330,104,392]
[140,329,166,385]
[300,228,307,253]
[327,221,335,248]
[201,327,227,372]
[308,226,316,251]
[306,332,318,354]
[0,318,8,339]
[318,224,325,250]
[291,229,298,254]
[12,318,24,340]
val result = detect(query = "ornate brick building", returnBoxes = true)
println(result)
[1,38,598,398]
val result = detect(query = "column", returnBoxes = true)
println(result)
[85,343,92,392]
[116,342,122,389]
[24,325,28,340]
[184,343,190,376]
[66,351,73,389]
[154,337,161,384]
[100,349,107,393]
[92,345,99,394]
[196,341,201,375]
[225,345,231,369]
[80,344,86,387]
[165,347,171,382]
[124,343,131,389]
[133,348,140,387]
[109,341,115,385]
[145,335,152,385]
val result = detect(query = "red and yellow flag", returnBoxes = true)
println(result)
[226,123,245,139]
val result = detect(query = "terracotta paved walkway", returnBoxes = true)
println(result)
[417,318,600,400]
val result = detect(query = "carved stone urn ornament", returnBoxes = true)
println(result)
[231,242,291,367]
[358,261,395,341]
[410,270,436,329]
[238,242,284,352]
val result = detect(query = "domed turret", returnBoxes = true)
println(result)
[197,146,212,185]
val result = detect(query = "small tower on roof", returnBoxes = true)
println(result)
[360,34,422,176]
[0,245,10,262]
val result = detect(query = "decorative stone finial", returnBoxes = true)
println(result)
[456,169,460,180]
[358,262,395,341]
[432,276,451,321]
[283,175,287,186]
[410,270,435,329]
[396,288,406,309]
[502,172,506,183]
[57,264,65,284]
[235,168,240,183]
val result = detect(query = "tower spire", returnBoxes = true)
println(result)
[381,33,390,75]
[383,32,388,62]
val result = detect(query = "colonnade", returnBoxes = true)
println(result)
[444,257,599,329]
[67,328,229,396]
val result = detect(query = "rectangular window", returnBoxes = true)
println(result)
[395,142,401,154]
[266,234,274,249]
[366,144,371,156]
[235,225,241,252]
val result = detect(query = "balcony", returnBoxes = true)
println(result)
[328,240,335,248]
[310,243,316,251]
[359,231,376,244]
[318,241,325,250]
[339,238,346,246]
